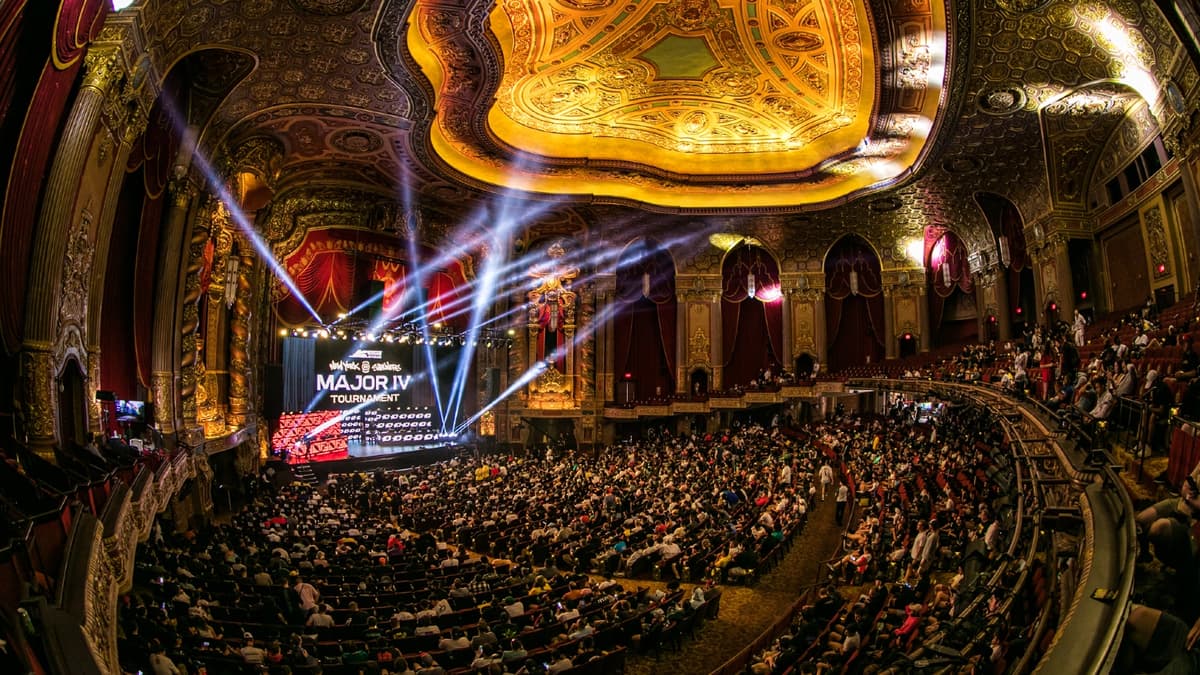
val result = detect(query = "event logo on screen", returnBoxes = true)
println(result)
[314,341,415,407]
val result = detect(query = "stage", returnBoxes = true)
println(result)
[275,441,478,480]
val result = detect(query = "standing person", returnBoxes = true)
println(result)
[835,481,849,525]
[819,461,834,500]
[1073,310,1087,347]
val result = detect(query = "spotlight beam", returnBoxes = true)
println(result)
[452,361,547,435]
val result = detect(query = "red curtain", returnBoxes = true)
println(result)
[100,166,143,399]
[926,230,973,341]
[0,0,29,126]
[1001,202,1028,320]
[721,245,783,387]
[613,242,676,399]
[274,228,467,327]
[128,90,182,388]
[825,236,885,372]
[0,0,108,351]
[372,259,406,317]
[426,270,465,328]
[132,193,164,388]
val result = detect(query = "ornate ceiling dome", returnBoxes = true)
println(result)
[407,0,950,209]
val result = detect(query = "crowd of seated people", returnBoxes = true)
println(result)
[744,401,1032,674]
[117,463,739,675]
[391,423,821,586]
[119,415,862,675]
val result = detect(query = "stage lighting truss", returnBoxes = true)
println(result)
[285,322,514,349]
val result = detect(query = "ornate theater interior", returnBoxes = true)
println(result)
[3,0,1200,672]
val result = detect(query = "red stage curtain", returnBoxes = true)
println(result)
[100,167,143,399]
[1001,202,1028,319]
[825,237,884,372]
[283,249,356,324]
[129,90,182,388]
[274,228,468,327]
[372,259,406,317]
[828,295,885,370]
[614,243,676,399]
[427,270,465,328]
[721,245,783,387]
[0,0,29,126]
[0,0,108,351]
[133,193,164,388]
[927,230,973,343]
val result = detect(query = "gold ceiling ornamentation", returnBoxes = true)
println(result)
[492,0,863,169]
[408,0,949,209]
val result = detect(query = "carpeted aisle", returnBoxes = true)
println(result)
[622,488,847,675]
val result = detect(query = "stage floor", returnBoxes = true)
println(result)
[287,439,456,464]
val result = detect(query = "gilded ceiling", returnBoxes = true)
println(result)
[408,0,946,208]
[118,0,1199,259]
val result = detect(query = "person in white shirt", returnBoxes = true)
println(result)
[835,483,849,524]
[149,642,181,675]
[240,634,266,665]
[306,604,335,628]
[985,518,1002,553]
[819,462,834,499]
[293,575,320,612]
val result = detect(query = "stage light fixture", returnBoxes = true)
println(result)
[278,328,288,337]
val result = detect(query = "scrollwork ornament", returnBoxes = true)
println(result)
[230,135,284,189]
[21,348,56,445]
[58,209,94,340]
[82,47,122,92]
[152,372,174,434]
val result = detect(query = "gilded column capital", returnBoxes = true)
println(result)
[82,47,123,93]
[787,287,824,303]
[167,176,198,209]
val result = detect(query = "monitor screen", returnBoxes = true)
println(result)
[115,400,145,420]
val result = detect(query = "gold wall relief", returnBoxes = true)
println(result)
[688,328,710,363]
[1141,202,1172,282]
[894,295,919,338]
[791,298,816,354]
[21,347,57,454]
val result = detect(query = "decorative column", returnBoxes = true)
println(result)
[916,285,931,352]
[21,47,127,458]
[88,78,152,433]
[676,277,717,393]
[179,199,220,434]
[990,266,1012,341]
[1050,234,1075,319]
[883,289,896,359]
[787,275,824,367]
[593,278,614,409]
[151,177,198,436]
[224,136,282,431]
[227,241,254,427]
[887,274,925,354]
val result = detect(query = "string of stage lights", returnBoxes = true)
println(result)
[282,323,515,349]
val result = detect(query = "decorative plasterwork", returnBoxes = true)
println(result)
[1040,82,1140,208]
[128,0,1196,261]
[404,0,950,209]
